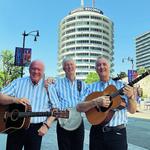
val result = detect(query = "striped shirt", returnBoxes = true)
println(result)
[1,76,59,123]
[53,77,87,110]
[86,79,128,126]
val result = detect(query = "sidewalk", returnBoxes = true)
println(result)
[128,102,150,120]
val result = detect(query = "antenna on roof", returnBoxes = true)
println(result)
[81,0,84,7]
[92,0,95,8]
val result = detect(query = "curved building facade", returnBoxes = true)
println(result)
[58,7,114,80]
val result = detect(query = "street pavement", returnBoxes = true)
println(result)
[42,106,150,150]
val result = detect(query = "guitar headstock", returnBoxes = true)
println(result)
[129,70,150,86]
[51,109,69,118]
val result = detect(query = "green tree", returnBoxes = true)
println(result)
[0,50,22,88]
[84,72,99,84]
[117,71,127,79]
[137,67,147,75]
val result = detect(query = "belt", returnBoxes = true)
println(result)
[101,124,125,133]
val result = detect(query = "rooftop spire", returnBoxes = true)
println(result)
[81,0,84,7]
[92,0,95,8]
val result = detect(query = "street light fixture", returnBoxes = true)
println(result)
[122,57,134,70]
[21,30,40,77]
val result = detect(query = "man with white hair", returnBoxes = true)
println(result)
[77,57,137,150]
[1,60,59,150]
[53,57,87,150]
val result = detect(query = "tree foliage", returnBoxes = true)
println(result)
[137,67,147,75]
[0,50,22,88]
[84,72,99,84]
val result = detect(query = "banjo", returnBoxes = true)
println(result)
[58,80,83,131]
[58,107,82,131]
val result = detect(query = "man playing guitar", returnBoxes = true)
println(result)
[77,57,137,150]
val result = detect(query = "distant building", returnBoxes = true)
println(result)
[135,31,150,70]
[58,6,114,80]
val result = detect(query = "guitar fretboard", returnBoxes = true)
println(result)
[18,112,52,117]
[110,71,150,99]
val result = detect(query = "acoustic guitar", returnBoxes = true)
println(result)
[85,70,150,126]
[0,103,69,134]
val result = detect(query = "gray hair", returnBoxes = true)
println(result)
[95,56,110,67]
[62,57,75,67]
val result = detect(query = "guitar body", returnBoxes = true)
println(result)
[85,85,124,125]
[0,104,31,134]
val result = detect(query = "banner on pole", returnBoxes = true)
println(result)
[14,47,32,66]
[128,70,138,82]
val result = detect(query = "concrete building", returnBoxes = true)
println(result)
[135,31,150,70]
[58,3,114,80]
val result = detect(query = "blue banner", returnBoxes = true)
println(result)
[128,70,138,82]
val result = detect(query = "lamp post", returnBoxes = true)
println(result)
[122,57,134,70]
[21,30,40,77]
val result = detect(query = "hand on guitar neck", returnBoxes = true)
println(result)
[123,85,135,99]
[123,85,137,114]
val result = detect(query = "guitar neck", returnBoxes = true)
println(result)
[111,71,150,99]
[18,112,52,118]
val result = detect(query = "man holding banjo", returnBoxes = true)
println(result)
[52,57,87,150]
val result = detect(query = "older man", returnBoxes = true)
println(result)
[77,57,137,150]
[53,57,87,150]
[1,60,59,150]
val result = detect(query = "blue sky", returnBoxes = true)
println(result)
[0,0,150,77]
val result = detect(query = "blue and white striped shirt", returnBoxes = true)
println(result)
[1,76,60,123]
[54,77,87,110]
[86,79,128,126]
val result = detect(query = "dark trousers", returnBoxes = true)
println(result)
[6,123,43,150]
[57,120,84,150]
[90,125,128,150]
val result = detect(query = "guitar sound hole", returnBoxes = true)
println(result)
[11,110,19,121]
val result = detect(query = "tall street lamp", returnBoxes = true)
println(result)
[21,30,40,77]
[122,57,134,71]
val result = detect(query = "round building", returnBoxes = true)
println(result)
[58,7,114,80]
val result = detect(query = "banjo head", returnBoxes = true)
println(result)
[58,108,82,131]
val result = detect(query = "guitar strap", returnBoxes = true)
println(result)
[77,80,82,97]
[43,74,53,108]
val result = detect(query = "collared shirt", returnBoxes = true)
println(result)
[86,79,128,126]
[54,77,87,110]
[1,76,59,123]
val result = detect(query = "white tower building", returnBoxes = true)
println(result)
[58,2,114,80]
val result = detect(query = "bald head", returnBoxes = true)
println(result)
[29,60,45,84]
